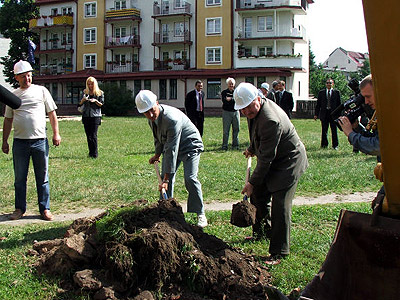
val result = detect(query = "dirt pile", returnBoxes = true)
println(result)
[30,199,288,300]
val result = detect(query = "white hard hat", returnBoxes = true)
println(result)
[135,90,157,113]
[261,82,269,90]
[14,60,33,75]
[234,82,258,110]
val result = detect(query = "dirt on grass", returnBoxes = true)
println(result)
[30,198,289,300]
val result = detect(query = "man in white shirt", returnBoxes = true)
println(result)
[2,60,61,221]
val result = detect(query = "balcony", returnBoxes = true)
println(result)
[236,0,308,10]
[154,58,190,71]
[237,25,306,41]
[37,40,73,53]
[35,64,73,76]
[153,31,192,45]
[236,54,303,69]
[153,2,192,17]
[105,35,140,48]
[29,14,74,29]
[105,8,141,20]
[105,62,139,73]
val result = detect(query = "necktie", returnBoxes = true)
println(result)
[327,90,331,109]
[199,93,203,111]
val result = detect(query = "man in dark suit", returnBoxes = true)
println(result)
[314,78,341,149]
[185,80,205,136]
[276,80,294,119]
[234,82,308,265]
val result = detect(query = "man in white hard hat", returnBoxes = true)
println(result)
[259,82,269,98]
[234,82,308,264]
[2,60,61,221]
[135,90,207,227]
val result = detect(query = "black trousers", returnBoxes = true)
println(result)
[83,117,101,158]
[190,111,204,137]
[320,111,338,148]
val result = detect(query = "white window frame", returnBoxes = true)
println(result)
[174,22,184,37]
[84,2,97,18]
[62,7,73,15]
[258,16,273,32]
[206,17,222,36]
[84,27,97,44]
[258,46,273,56]
[115,0,127,10]
[51,8,58,16]
[84,54,96,69]
[175,0,185,8]
[115,27,127,38]
[115,54,126,65]
[206,46,222,65]
[206,0,221,6]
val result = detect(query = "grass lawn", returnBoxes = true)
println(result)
[0,116,380,298]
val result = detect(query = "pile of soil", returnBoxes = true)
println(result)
[30,199,289,300]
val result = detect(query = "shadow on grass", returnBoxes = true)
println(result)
[0,225,68,250]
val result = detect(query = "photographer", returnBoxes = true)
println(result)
[338,75,379,157]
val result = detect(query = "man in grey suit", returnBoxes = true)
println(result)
[135,90,207,227]
[234,83,308,264]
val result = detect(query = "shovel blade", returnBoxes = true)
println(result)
[301,209,400,300]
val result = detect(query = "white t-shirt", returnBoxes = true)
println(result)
[5,84,57,139]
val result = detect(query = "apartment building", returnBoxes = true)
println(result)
[28,0,313,112]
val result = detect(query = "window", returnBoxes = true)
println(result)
[244,18,252,38]
[115,27,127,38]
[257,77,266,88]
[159,79,167,100]
[162,52,169,61]
[144,79,151,90]
[206,18,221,35]
[115,54,126,65]
[62,7,72,15]
[245,77,254,85]
[84,54,96,68]
[298,81,301,97]
[206,0,221,6]
[174,50,186,60]
[244,0,251,7]
[258,16,273,31]
[84,28,96,43]
[259,46,273,56]
[84,2,97,18]
[62,33,72,44]
[162,24,169,43]
[174,22,184,37]
[175,0,185,8]
[134,80,141,98]
[206,47,222,64]
[207,79,221,99]
[51,8,58,16]
[115,0,126,10]
[170,79,177,99]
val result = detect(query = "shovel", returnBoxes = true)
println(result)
[230,157,257,227]
[154,161,168,200]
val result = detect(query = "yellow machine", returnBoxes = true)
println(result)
[301,1,400,299]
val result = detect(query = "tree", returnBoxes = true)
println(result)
[100,82,135,116]
[349,58,371,82]
[310,66,352,101]
[0,0,39,87]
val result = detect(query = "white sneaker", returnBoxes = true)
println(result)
[197,214,208,228]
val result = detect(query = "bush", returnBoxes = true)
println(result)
[100,82,135,116]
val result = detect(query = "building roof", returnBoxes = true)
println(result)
[325,47,369,68]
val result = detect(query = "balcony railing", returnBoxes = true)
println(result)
[29,14,74,28]
[153,31,191,44]
[153,2,191,16]
[105,62,139,73]
[154,58,190,71]
[236,0,306,9]
[237,25,306,40]
[38,41,73,51]
[105,35,140,47]
[105,8,141,19]
[36,64,73,76]
[236,54,303,68]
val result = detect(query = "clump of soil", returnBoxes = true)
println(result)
[30,199,287,300]
[230,199,257,228]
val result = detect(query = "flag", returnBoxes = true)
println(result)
[27,39,36,64]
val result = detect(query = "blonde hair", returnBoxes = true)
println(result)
[84,76,103,97]
[226,77,236,85]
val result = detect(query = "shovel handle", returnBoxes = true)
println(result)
[243,157,252,201]
[154,161,168,200]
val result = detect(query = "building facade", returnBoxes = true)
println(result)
[323,47,369,78]
[28,0,313,112]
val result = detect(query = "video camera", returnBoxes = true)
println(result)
[331,79,373,130]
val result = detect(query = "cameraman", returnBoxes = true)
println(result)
[338,74,379,156]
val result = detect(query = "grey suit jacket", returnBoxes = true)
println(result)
[150,105,204,174]
[247,100,308,192]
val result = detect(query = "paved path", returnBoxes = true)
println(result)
[0,192,375,226]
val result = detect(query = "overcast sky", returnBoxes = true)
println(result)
[307,0,369,64]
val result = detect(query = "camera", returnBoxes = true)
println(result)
[331,79,373,130]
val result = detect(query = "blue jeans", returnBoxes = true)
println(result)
[12,138,50,213]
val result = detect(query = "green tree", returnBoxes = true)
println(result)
[100,82,135,116]
[349,58,371,82]
[310,66,352,101]
[0,0,38,87]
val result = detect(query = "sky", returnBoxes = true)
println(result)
[307,0,369,64]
